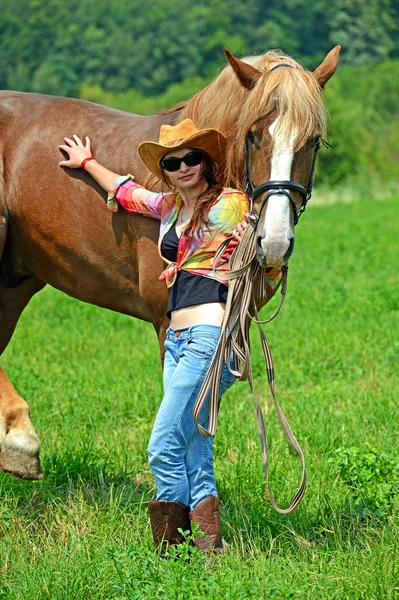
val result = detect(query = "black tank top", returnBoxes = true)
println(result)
[160,223,228,318]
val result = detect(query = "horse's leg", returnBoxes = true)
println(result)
[153,315,169,369]
[0,278,45,479]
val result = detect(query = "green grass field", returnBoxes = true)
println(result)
[1,198,398,599]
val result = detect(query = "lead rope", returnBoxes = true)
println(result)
[192,215,306,514]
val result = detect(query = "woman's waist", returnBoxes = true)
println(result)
[169,302,225,329]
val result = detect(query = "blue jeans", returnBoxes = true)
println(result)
[148,324,236,512]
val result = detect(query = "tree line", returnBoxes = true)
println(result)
[0,0,398,191]
[0,0,398,97]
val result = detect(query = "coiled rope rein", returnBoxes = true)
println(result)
[192,215,306,514]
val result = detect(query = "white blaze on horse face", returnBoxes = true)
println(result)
[259,118,296,268]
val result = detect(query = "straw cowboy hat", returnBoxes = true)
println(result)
[138,118,228,180]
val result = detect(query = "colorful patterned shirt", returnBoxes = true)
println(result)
[108,175,282,290]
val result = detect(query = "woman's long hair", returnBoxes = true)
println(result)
[162,149,224,238]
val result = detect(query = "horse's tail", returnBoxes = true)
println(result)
[0,95,7,266]
[0,148,17,289]
[0,134,7,268]
[0,101,25,289]
[0,189,9,288]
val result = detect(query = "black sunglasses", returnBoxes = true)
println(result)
[160,150,203,172]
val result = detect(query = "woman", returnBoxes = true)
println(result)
[59,119,278,553]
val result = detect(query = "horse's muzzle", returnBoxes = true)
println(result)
[256,235,294,268]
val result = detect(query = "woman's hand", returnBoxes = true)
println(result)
[59,135,121,193]
[217,216,249,267]
[59,134,92,169]
[231,217,248,243]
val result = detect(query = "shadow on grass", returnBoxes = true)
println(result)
[0,439,154,519]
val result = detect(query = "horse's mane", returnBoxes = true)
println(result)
[170,50,327,188]
[161,101,188,114]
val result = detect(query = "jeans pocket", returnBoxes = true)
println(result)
[164,338,173,351]
[186,335,218,360]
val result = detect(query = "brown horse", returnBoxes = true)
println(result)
[0,47,340,480]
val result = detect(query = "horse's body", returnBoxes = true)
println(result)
[0,94,181,477]
[0,93,177,324]
[0,47,340,480]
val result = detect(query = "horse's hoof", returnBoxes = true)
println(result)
[0,448,43,480]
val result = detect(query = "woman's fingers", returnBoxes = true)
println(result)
[63,137,76,147]
[231,230,241,242]
[59,134,92,170]
[73,134,83,146]
[231,219,248,242]
[63,135,85,147]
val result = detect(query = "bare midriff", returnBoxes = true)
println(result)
[169,302,225,329]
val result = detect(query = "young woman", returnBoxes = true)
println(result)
[59,119,277,553]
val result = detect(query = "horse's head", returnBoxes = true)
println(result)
[181,46,340,268]
[221,47,340,269]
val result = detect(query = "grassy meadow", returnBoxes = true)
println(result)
[0,197,398,599]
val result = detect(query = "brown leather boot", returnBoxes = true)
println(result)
[148,500,191,553]
[190,495,224,553]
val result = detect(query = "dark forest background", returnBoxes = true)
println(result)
[0,0,398,191]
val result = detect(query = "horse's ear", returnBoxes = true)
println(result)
[224,48,262,90]
[313,46,341,89]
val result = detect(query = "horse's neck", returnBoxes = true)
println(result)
[181,78,242,134]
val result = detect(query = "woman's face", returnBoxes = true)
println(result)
[161,147,206,191]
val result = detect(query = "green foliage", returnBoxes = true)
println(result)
[79,75,212,116]
[331,444,399,518]
[317,60,399,189]
[1,0,398,191]
[330,0,398,65]
[1,0,398,95]
[0,0,244,97]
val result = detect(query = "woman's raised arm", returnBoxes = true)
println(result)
[59,135,120,192]
[59,134,165,219]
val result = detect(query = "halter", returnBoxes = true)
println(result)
[244,64,330,225]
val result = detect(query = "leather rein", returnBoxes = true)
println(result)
[192,73,330,513]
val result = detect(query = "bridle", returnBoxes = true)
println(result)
[244,135,324,226]
[244,64,330,226]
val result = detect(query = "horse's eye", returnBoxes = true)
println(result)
[247,130,261,149]
[247,131,256,145]
[311,135,321,148]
